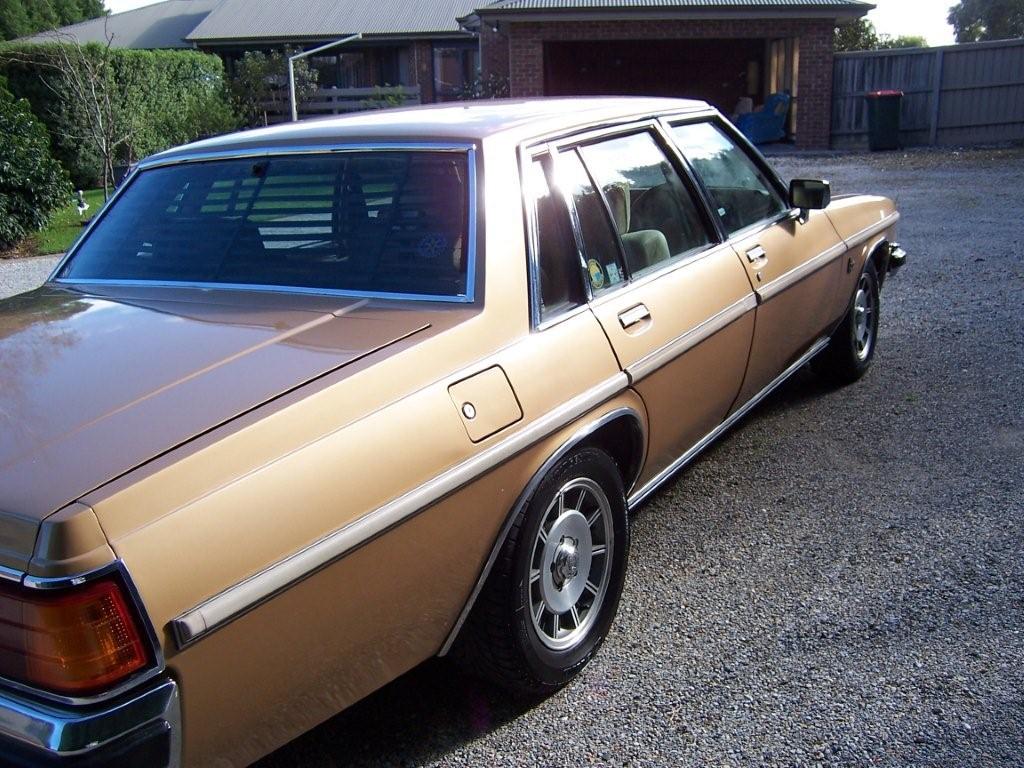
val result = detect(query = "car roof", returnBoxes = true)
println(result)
[144,97,712,165]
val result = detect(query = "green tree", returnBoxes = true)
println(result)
[948,0,1024,42]
[0,0,32,40]
[835,18,881,51]
[877,35,929,49]
[229,50,318,127]
[0,0,106,41]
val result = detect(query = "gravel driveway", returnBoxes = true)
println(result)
[3,148,1022,767]
[0,255,60,299]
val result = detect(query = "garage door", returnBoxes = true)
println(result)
[543,39,765,116]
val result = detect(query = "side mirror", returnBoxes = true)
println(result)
[789,179,831,213]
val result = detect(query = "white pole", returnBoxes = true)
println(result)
[288,33,363,122]
[288,56,298,122]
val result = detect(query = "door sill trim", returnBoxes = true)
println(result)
[627,337,830,510]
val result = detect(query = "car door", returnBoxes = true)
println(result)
[667,119,846,408]
[535,126,756,490]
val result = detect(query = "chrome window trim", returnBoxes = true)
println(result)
[626,293,758,383]
[437,405,646,657]
[0,565,22,584]
[0,676,179,764]
[523,113,727,331]
[172,372,630,649]
[0,560,166,708]
[50,143,480,305]
[628,336,831,510]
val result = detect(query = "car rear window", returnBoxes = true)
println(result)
[60,151,472,300]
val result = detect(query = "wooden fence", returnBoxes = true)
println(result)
[263,85,422,124]
[832,38,1024,148]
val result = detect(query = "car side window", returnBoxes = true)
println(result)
[578,131,712,277]
[670,121,787,236]
[527,156,586,322]
[556,149,627,296]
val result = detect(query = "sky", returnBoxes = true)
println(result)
[104,0,958,47]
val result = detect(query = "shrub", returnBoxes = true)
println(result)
[0,44,238,188]
[229,49,318,128]
[0,83,70,250]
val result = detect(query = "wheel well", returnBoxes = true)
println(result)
[578,413,645,496]
[870,239,890,288]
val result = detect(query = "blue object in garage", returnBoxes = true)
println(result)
[735,92,791,145]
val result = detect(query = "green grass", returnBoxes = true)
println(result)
[33,189,107,255]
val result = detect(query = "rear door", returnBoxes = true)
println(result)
[667,119,846,407]
[530,125,756,490]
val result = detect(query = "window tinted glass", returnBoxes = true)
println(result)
[527,157,585,322]
[579,132,711,277]
[63,152,471,299]
[557,149,626,296]
[670,122,786,235]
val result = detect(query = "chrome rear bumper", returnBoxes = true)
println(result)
[0,677,180,767]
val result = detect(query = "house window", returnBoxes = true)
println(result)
[433,43,479,101]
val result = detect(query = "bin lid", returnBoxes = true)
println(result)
[867,90,904,98]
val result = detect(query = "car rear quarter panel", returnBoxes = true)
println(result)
[81,136,635,767]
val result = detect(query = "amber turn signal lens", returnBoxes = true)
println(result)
[0,576,151,696]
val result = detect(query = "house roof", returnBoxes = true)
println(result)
[17,0,219,49]
[186,0,479,44]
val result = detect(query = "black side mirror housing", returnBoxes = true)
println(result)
[789,179,831,212]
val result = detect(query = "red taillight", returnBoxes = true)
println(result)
[0,576,151,696]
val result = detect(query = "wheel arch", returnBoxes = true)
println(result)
[437,406,645,656]
[868,237,892,289]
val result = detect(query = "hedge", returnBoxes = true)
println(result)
[0,81,70,250]
[0,44,238,187]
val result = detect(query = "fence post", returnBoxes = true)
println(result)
[929,48,945,146]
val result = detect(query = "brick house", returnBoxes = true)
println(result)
[23,0,872,144]
[464,0,873,147]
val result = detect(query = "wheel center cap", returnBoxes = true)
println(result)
[552,539,579,588]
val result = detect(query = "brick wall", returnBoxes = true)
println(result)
[482,18,836,148]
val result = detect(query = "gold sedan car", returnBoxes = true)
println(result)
[0,98,905,767]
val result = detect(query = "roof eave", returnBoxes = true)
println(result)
[475,5,873,23]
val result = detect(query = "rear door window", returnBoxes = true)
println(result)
[669,121,787,235]
[577,131,712,278]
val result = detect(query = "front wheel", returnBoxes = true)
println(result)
[814,259,880,385]
[456,447,629,695]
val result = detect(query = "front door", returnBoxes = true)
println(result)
[667,119,845,406]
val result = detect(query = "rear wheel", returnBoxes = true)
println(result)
[814,260,880,385]
[456,447,629,695]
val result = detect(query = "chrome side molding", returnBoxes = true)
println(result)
[172,373,630,648]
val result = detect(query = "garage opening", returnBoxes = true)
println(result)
[543,38,799,139]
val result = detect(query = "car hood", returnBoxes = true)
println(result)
[0,286,431,549]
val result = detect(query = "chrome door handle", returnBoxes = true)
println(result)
[746,245,767,263]
[619,304,651,329]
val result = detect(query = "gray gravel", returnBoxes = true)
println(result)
[4,149,1023,767]
[0,255,60,299]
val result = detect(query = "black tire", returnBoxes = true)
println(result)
[455,447,629,696]
[814,259,880,386]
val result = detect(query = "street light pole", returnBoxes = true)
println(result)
[288,33,363,122]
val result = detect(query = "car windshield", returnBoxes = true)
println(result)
[59,150,472,300]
